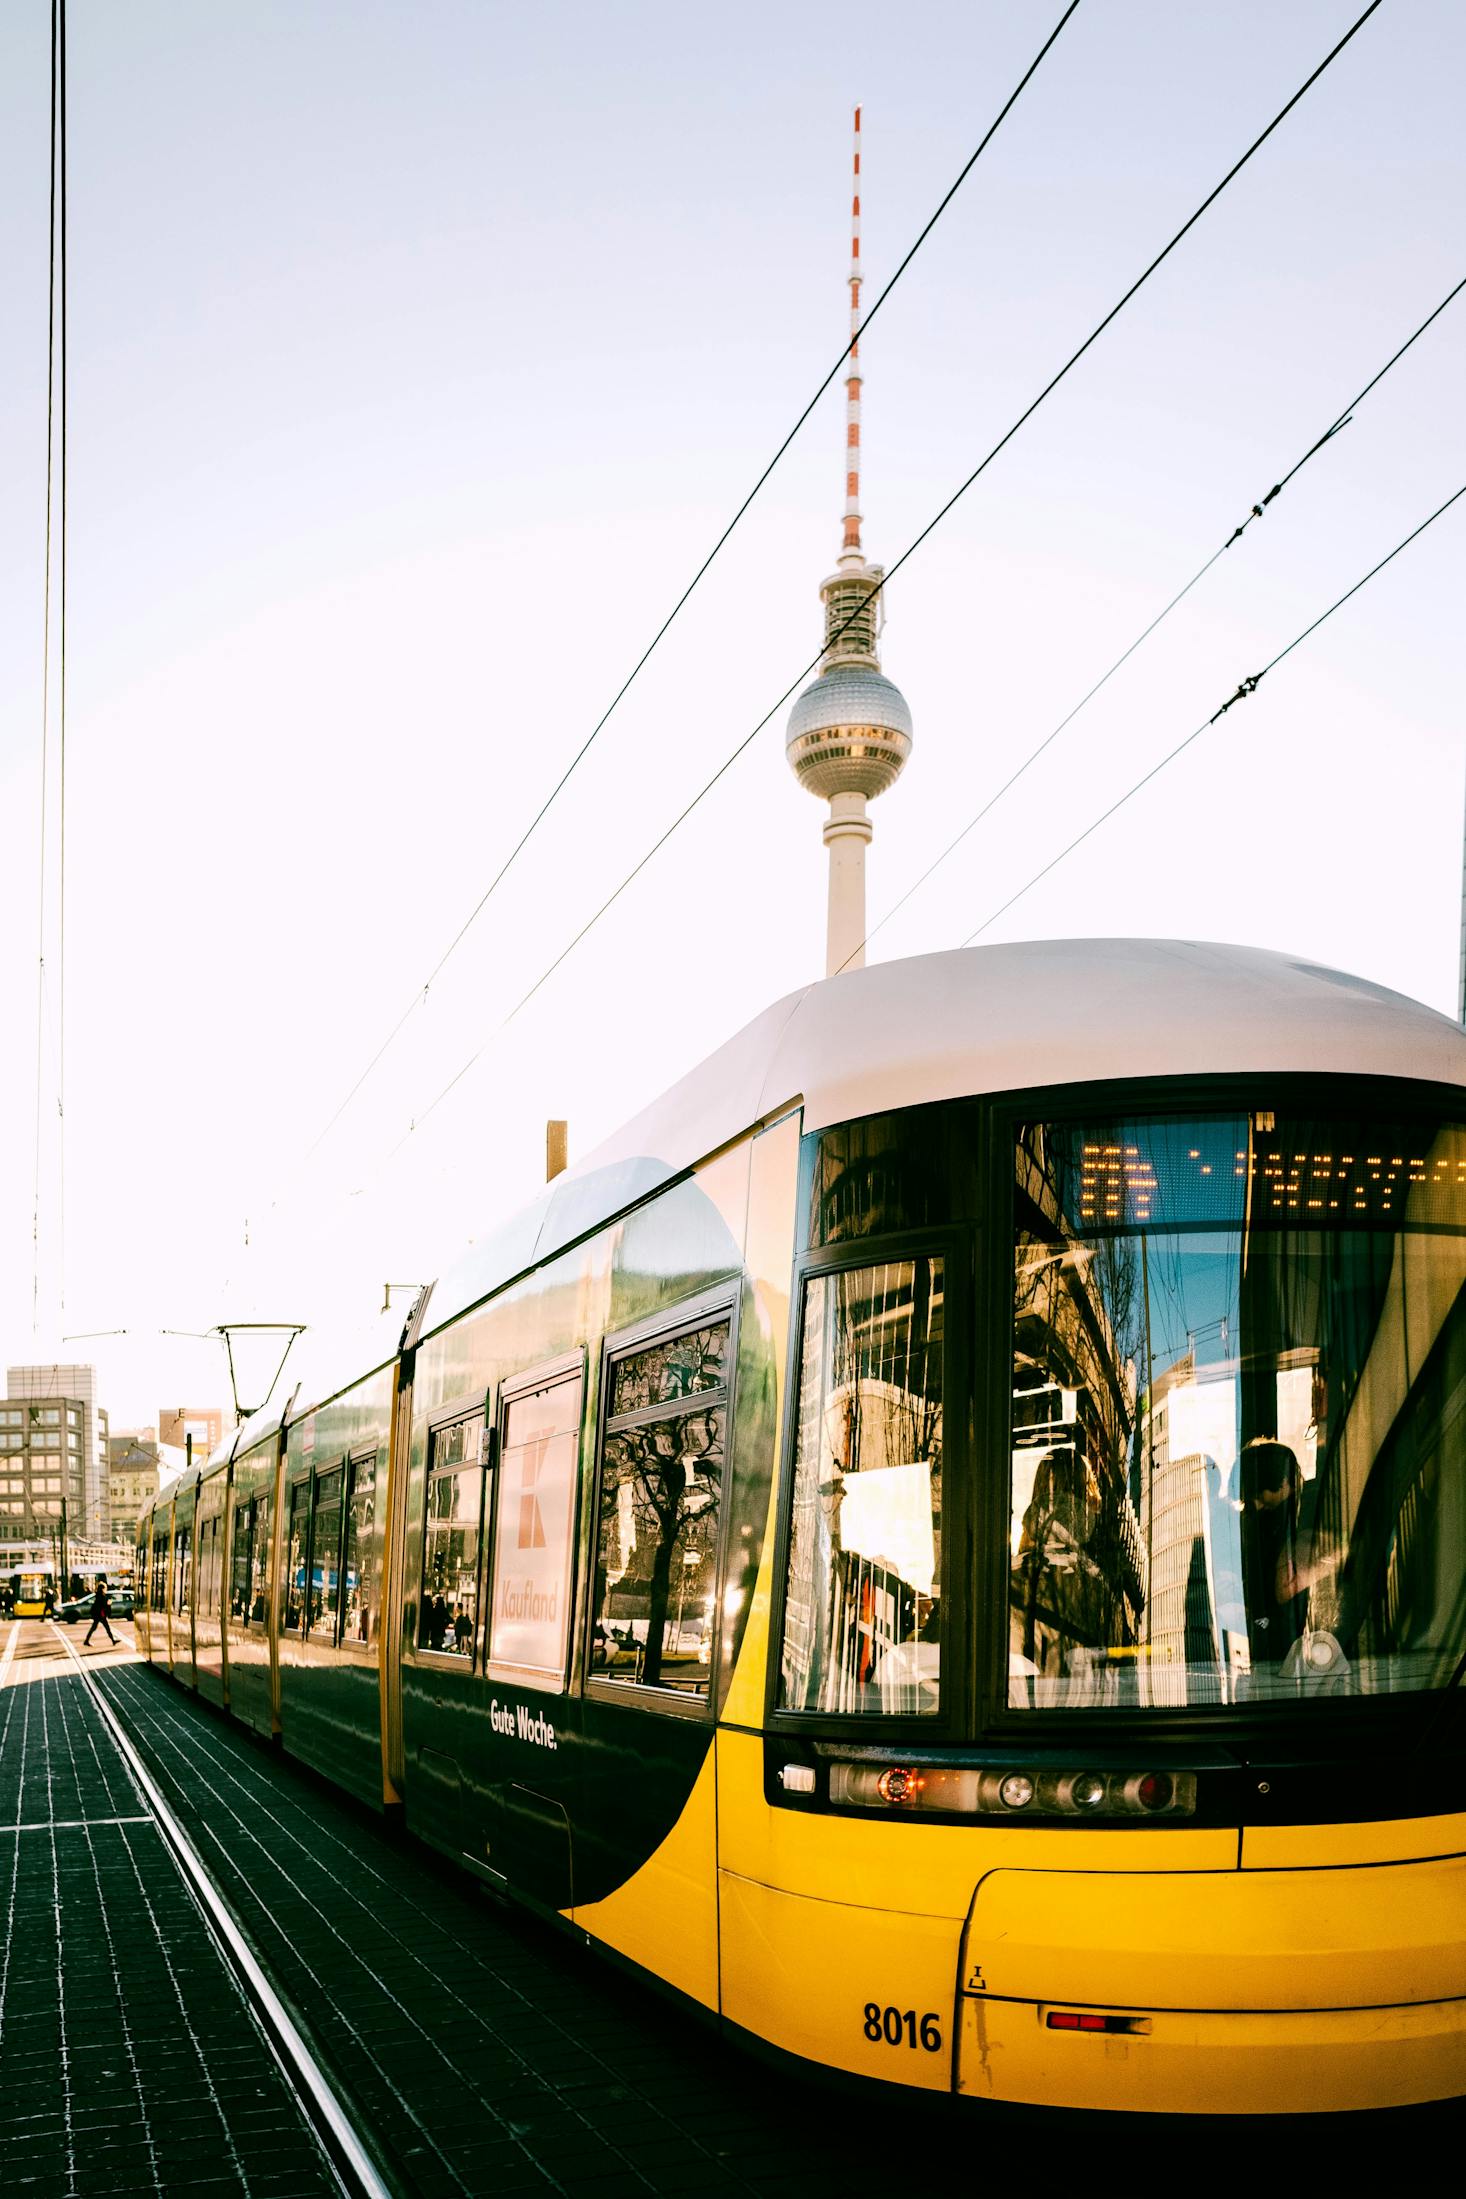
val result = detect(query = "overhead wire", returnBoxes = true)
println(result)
[387,0,1384,1158]
[32,0,64,1343]
[962,480,1466,942]
[57,0,69,1333]
[301,1,1084,1162]
[842,267,1466,970]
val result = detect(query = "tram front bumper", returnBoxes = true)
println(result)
[956,1858,1466,2113]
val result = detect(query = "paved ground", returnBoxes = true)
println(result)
[92,1646,968,2194]
[0,1619,335,2199]
[2,1622,1456,2194]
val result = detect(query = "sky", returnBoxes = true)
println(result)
[0,0,1461,1428]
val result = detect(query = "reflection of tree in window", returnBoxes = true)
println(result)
[595,1321,730,1697]
[780,1260,944,1716]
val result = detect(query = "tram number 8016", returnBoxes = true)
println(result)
[863,2004,943,2052]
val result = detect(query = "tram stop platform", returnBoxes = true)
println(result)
[3,1621,1456,2194]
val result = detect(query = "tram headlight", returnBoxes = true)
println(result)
[827,1762,981,1812]
[821,1760,1196,1819]
[877,1766,923,1805]
[1134,1771,1173,1813]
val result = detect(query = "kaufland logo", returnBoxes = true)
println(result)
[517,1433,549,1549]
[498,1578,557,1622]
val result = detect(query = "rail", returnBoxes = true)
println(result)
[53,1625,396,2199]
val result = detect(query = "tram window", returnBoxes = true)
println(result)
[805,1108,981,1248]
[248,1495,272,1624]
[340,1454,378,1647]
[151,1532,167,1610]
[285,1482,309,1632]
[489,1370,583,1689]
[197,1514,220,1626]
[173,1527,192,1616]
[591,1316,730,1701]
[306,1468,345,1642]
[779,1260,944,1717]
[230,1496,254,1619]
[419,1412,487,1658]
[1008,1110,1466,1710]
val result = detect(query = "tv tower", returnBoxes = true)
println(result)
[786,106,913,978]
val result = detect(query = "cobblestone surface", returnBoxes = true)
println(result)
[97,1656,974,2194]
[5,1625,1446,2194]
[0,1622,336,2199]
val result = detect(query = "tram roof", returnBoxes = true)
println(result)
[422,939,1466,1340]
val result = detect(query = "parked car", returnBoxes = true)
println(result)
[56,1590,134,1625]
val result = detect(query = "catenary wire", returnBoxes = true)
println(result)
[387,0,1383,1156]
[962,480,1466,943]
[57,0,69,1331]
[32,0,62,1343]
[839,267,1466,971]
[301,2,1084,1163]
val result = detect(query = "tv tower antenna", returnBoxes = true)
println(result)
[786,107,913,979]
[843,105,864,560]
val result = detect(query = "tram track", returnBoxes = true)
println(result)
[48,1625,395,2199]
[71,1648,993,2194]
[0,1622,395,2199]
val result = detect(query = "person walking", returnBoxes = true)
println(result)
[84,1577,116,1648]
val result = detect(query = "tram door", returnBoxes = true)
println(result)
[379,1357,414,1804]
[480,1360,583,1908]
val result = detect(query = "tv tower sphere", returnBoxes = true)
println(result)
[787,107,913,978]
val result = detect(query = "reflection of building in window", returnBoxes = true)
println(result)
[340,1454,377,1646]
[1141,1352,1225,1707]
[1010,1148,1146,1704]
[420,1413,486,1657]
[306,1469,344,1640]
[1012,1111,1466,1709]
[781,1259,943,1717]
[593,1320,729,1698]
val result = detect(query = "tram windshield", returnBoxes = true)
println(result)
[1010,1107,1465,1710]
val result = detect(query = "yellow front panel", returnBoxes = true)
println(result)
[1241,1812,1466,1870]
[957,1993,1466,2114]
[716,1729,1236,1916]
[963,1858,1466,2011]
[574,1752,720,2011]
[719,1869,958,2091]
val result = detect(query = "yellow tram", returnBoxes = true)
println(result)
[135,941,1466,2113]
[11,1572,54,1619]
